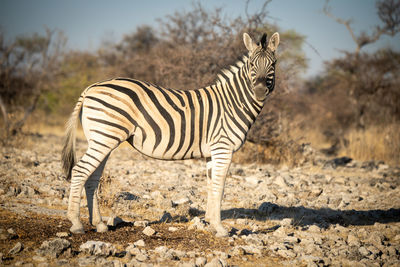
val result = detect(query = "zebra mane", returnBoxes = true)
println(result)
[216,55,249,85]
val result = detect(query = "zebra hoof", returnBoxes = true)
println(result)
[96,222,108,233]
[213,224,229,237]
[70,224,85,234]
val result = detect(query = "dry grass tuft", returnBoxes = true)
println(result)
[339,124,400,166]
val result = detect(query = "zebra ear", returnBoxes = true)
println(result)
[243,33,256,52]
[260,33,267,49]
[268,32,280,52]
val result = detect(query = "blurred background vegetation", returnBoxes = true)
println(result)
[1,1,399,166]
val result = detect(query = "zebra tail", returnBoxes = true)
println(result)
[61,96,83,180]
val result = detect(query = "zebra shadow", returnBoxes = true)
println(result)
[220,202,400,229]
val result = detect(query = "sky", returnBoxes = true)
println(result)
[1,0,399,77]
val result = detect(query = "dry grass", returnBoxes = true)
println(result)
[339,124,400,166]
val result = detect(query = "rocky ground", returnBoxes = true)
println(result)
[0,132,399,266]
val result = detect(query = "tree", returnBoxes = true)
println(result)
[321,0,400,128]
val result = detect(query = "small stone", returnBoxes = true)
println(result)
[231,246,246,256]
[78,256,96,266]
[277,249,296,258]
[347,234,360,246]
[126,244,140,256]
[204,258,226,267]
[172,249,186,258]
[274,176,289,187]
[134,239,145,247]
[32,256,47,262]
[168,226,179,232]
[9,242,23,254]
[195,257,207,267]
[245,176,261,187]
[307,225,321,233]
[6,228,18,239]
[142,226,156,236]
[281,218,292,227]
[188,217,206,231]
[172,197,190,206]
[358,246,370,257]
[367,232,383,247]
[135,251,148,262]
[178,261,196,267]
[56,232,69,238]
[134,221,149,227]
[284,235,300,244]
[160,212,173,223]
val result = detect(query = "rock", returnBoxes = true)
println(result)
[195,257,207,267]
[241,245,262,256]
[6,228,18,239]
[134,239,145,247]
[172,197,191,206]
[277,249,296,258]
[142,226,156,236]
[77,256,96,266]
[79,241,116,256]
[358,246,371,257]
[9,242,23,254]
[117,192,139,201]
[188,217,207,231]
[135,251,149,262]
[168,226,178,232]
[134,221,149,227]
[284,235,300,244]
[204,258,227,267]
[56,232,69,238]
[154,246,174,260]
[307,225,321,233]
[32,256,47,262]
[367,232,383,247]
[107,216,124,227]
[245,176,261,187]
[274,176,289,187]
[178,261,196,267]
[347,234,360,246]
[281,218,292,227]
[126,244,141,256]
[37,238,71,258]
[325,157,352,169]
[160,212,173,223]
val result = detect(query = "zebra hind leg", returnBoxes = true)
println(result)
[84,154,110,233]
[67,145,115,234]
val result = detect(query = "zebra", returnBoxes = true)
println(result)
[62,32,280,237]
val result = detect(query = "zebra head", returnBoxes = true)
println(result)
[243,32,280,101]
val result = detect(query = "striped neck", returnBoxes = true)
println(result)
[213,54,264,114]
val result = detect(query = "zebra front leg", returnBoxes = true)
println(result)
[209,148,232,237]
[205,157,213,222]
[84,154,109,233]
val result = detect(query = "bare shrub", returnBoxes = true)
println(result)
[0,28,66,140]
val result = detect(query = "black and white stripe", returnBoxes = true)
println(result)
[62,32,280,236]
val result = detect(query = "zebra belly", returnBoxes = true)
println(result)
[128,128,210,160]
